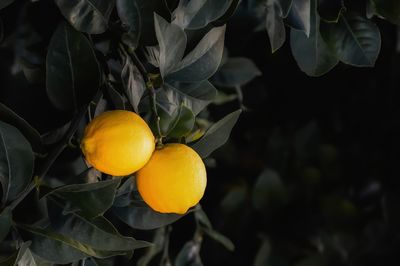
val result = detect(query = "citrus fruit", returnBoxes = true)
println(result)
[81,110,155,176]
[136,143,207,214]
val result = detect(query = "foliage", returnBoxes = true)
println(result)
[0,0,399,265]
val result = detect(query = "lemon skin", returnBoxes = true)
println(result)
[136,143,207,214]
[81,110,155,176]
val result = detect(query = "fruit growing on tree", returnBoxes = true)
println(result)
[137,143,207,214]
[81,110,155,176]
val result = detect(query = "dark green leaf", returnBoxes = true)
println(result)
[137,228,166,266]
[252,169,287,212]
[194,207,212,229]
[0,0,14,10]
[212,0,241,26]
[294,255,326,266]
[120,50,146,113]
[0,207,11,242]
[0,251,18,266]
[321,14,381,67]
[45,179,121,219]
[46,22,101,111]
[318,0,346,23]
[287,0,311,36]
[157,104,195,138]
[0,103,43,153]
[0,121,34,204]
[220,185,248,213]
[266,1,287,53]
[158,81,217,115]
[202,228,235,251]
[135,0,171,45]
[172,0,233,29]
[14,242,49,266]
[370,0,400,25]
[18,223,121,264]
[18,198,150,264]
[117,0,141,49]
[191,110,241,158]
[175,241,202,266]
[166,25,226,83]
[106,85,126,110]
[54,0,115,34]
[154,13,187,78]
[211,57,261,87]
[290,0,339,76]
[254,236,271,266]
[113,200,183,230]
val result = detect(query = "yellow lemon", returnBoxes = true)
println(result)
[136,143,207,214]
[81,110,155,176]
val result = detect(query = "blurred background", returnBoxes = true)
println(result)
[2,1,400,265]
[195,6,400,266]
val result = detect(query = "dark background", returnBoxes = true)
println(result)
[2,1,400,265]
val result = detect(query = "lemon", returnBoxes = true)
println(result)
[136,143,207,214]
[81,110,155,176]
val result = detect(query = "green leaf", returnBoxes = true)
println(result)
[54,0,115,34]
[194,207,212,229]
[45,179,121,219]
[166,25,226,83]
[135,0,171,46]
[0,0,14,10]
[212,0,242,26]
[321,14,381,67]
[155,104,195,138]
[117,0,141,49]
[175,241,202,266]
[220,185,248,213]
[287,0,311,36]
[15,242,50,266]
[0,121,34,204]
[158,81,217,116]
[18,223,119,264]
[290,0,339,77]
[113,200,183,230]
[266,1,287,53]
[202,227,235,251]
[137,228,166,266]
[252,169,287,212]
[172,0,233,29]
[120,50,146,113]
[370,0,400,25]
[154,13,187,78]
[318,0,346,23]
[191,109,241,158]
[0,207,11,242]
[18,198,150,264]
[211,57,261,87]
[294,255,326,266]
[0,103,43,153]
[254,236,271,266]
[46,22,101,112]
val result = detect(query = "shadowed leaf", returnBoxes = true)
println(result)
[54,0,115,34]
[46,22,101,112]
[191,110,241,158]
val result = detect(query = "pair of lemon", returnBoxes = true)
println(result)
[81,110,206,214]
